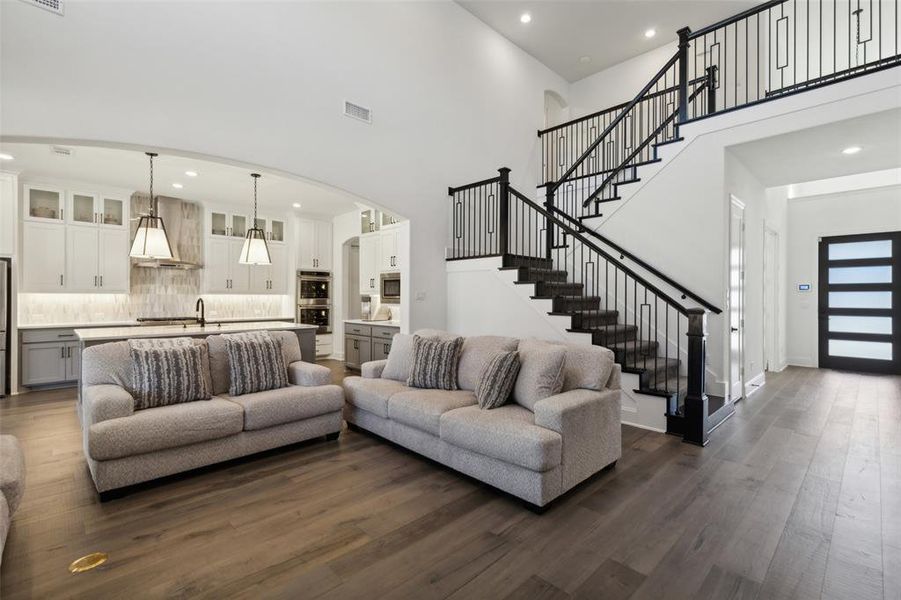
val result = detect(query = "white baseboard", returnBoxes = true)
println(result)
[744,372,766,397]
[787,356,816,368]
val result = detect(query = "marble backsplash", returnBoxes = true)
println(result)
[19,265,291,325]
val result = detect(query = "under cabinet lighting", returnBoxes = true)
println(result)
[520,12,531,23]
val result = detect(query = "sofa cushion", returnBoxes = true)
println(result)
[343,376,411,418]
[206,331,301,395]
[407,335,464,391]
[0,436,26,514]
[513,339,566,411]
[224,331,289,396]
[440,405,562,472]
[458,336,519,391]
[82,341,133,389]
[382,334,415,382]
[222,384,344,431]
[561,343,616,392]
[388,389,477,436]
[475,351,520,410]
[129,339,212,410]
[88,398,244,461]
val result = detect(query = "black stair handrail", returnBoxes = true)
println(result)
[546,204,722,314]
[508,186,694,316]
[548,50,681,196]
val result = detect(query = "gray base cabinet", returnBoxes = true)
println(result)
[344,323,399,370]
[20,328,81,387]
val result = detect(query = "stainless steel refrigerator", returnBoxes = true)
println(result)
[0,259,7,397]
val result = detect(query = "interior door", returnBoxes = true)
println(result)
[729,197,745,402]
[818,231,899,374]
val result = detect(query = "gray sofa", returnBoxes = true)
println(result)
[343,332,622,509]
[79,331,343,497]
[0,435,25,565]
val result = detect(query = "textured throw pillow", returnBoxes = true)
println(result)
[513,339,566,411]
[224,331,289,396]
[129,338,212,410]
[381,333,415,382]
[475,351,521,410]
[407,334,464,390]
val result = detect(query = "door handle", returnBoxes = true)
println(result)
[731,327,739,332]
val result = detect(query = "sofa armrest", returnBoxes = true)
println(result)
[361,360,387,379]
[533,387,622,491]
[606,363,621,390]
[82,384,134,427]
[287,361,332,387]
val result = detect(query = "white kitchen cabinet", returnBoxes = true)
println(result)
[66,225,100,291]
[249,243,287,294]
[205,237,231,293]
[229,240,250,292]
[0,173,17,256]
[297,219,331,270]
[315,334,333,358]
[99,228,129,291]
[22,221,67,291]
[209,211,249,239]
[23,185,65,223]
[359,233,380,294]
[379,228,400,272]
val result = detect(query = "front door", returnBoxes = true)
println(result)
[818,231,899,374]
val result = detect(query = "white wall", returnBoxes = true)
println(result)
[330,210,363,359]
[569,42,677,118]
[784,184,901,367]
[0,0,569,333]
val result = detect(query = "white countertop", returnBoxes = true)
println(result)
[18,317,296,330]
[344,319,402,327]
[74,321,315,342]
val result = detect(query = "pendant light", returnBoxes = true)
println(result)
[129,152,174,259]
[239,173,271,265]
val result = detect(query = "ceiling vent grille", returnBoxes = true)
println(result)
[50,145,73,157]
[19,0,64,15]
[344,101,372,124]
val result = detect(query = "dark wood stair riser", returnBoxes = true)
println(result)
[590,324,638,346]
[553,296,601,312]
[536,281,583,296]
[502,255,552,270]
[569,310,619,329]
[516,268,568,283]
[611,340,659,363]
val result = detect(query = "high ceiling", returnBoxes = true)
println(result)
[0,142,364,217]
[457,0,758,82]
[728,108,901,187]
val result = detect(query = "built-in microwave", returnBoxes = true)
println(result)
[380,272,400,302]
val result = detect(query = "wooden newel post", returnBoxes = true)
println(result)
[706,65,718,115]
[683,308,709,446]
[676,27,691,125]
[544,185,555,262]
[497,167,511,256]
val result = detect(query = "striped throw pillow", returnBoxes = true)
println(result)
[475,351,521,410]
[223,331,289,396]
[129,338,212,410]
[406,334,463,390]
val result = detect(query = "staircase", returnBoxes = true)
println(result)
[447,0,901,445]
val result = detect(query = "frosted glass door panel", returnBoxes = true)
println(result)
[102,198,124,226]
[828,340,892,361]
[828,240,892,260]
[28,188,63,220]
[828,266,892,284]
[210,212,227,236]
[231,215,247,238]
[828,291,892,309]
[828,316,892,335]
[72,194,96,224]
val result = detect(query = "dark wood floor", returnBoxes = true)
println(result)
[0,365,898,599]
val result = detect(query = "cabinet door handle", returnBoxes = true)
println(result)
[61,347,65,359]
[60,274,64,286]
[94,275,97,287]
[100,275,103,287]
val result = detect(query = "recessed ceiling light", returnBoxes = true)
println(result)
[644,28,656,38]
[0,153,13,161]
[579,55,592,64]
[292,202,302,209]
[520,12,531,24]
[172,183,184,189]
[842,146,862,155]
[185,170,198,177]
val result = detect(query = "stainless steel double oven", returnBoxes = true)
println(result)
[296,271,332,334]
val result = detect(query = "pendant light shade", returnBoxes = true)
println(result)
[130,152,174,260]
[239,173,271,265]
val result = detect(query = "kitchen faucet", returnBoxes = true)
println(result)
[195,298,205,327]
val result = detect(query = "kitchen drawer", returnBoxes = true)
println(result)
[345,323,372,337]
[20,328,78,344]
[371,326,399,341]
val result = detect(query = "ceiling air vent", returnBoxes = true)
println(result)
[50,145,73,157]
[344,101,372,124]
[19,0,64,16]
